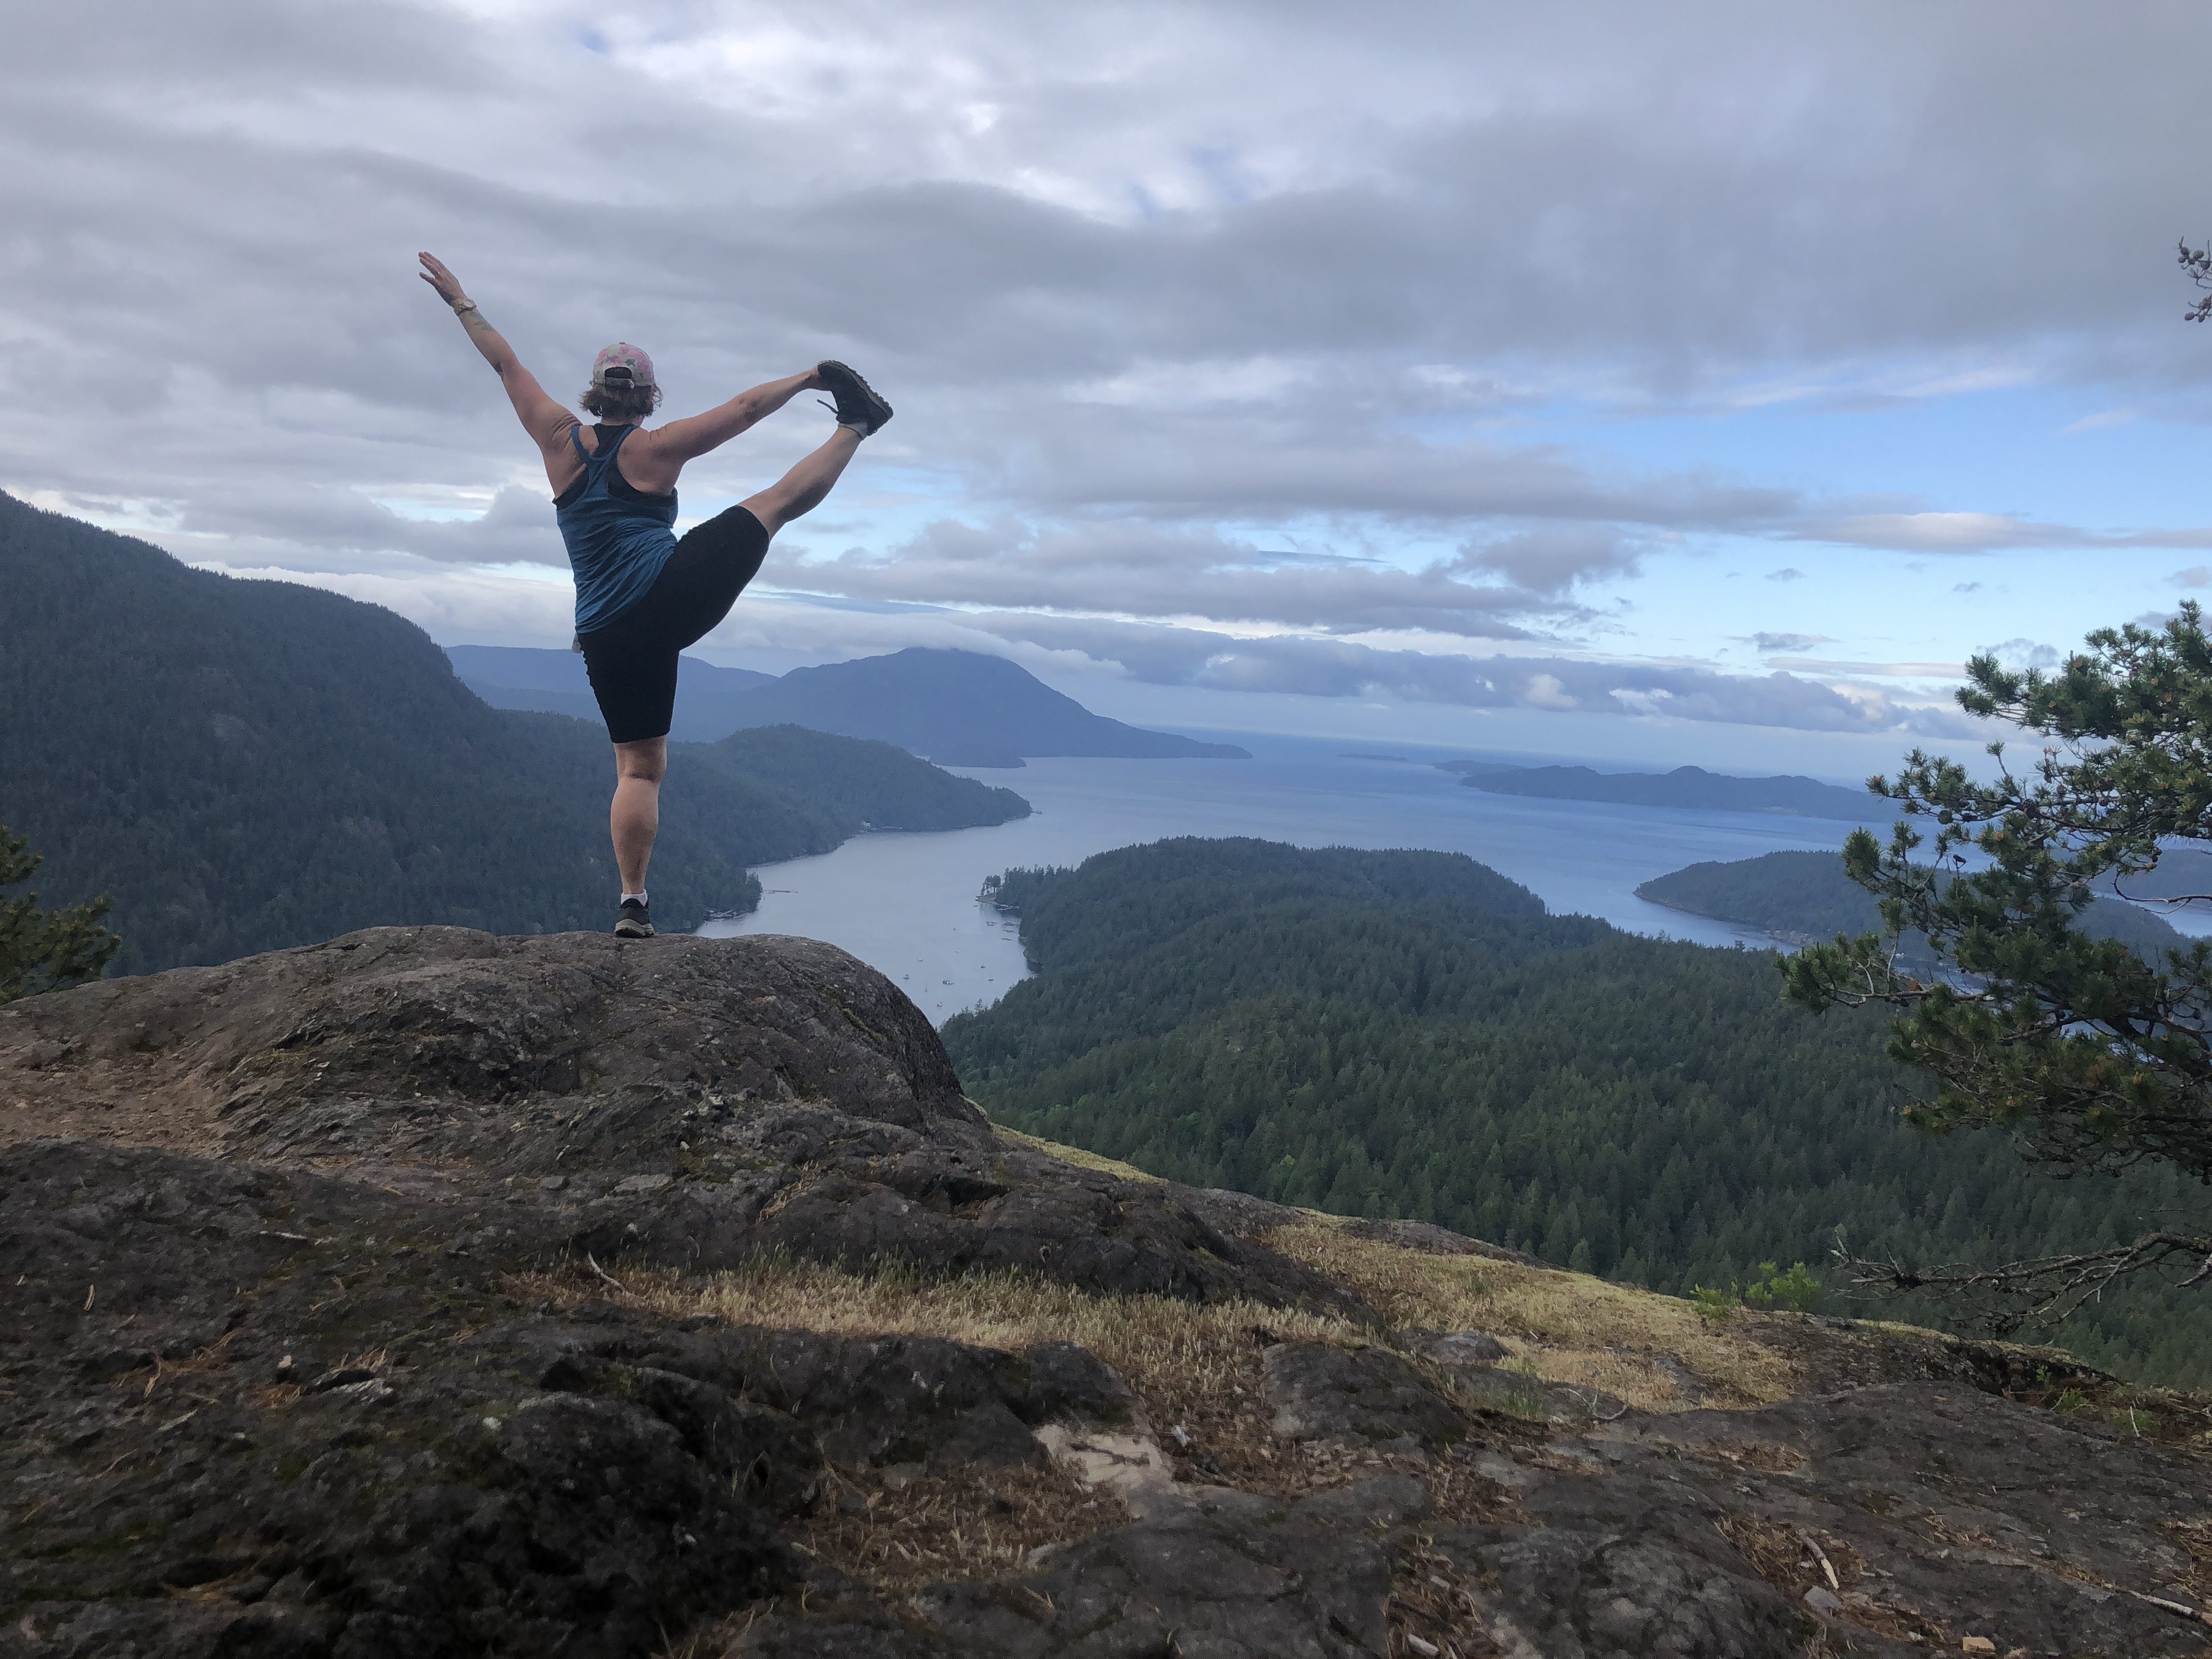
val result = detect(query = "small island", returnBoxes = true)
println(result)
[1636,848,2182,956]
[1449,763,1903,821]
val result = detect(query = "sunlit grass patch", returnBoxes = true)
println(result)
[991,1124,1160,1184]
[991,1127,1799,1410]
[513,1252,1363,1492]
[1262,1222,1799,1410]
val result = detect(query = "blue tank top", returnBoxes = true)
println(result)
[552,425,679,635]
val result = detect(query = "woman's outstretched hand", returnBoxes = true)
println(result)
[418,251,470,309]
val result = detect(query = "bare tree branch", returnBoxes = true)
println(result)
[1833,1229,2212,1335]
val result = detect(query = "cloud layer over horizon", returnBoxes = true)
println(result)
[8,0,2212,760]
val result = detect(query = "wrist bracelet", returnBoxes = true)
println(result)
[452,300,480,316]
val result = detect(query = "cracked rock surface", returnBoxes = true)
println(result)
[3,927,2207,1657]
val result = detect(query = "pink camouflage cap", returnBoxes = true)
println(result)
[590,341,656,388]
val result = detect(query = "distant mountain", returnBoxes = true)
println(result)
[444,645,776,742]
[0,493,1026,973]
[450,644,1250,764]
[1636,849,2183,957]
[715,648,1251,766]
[1459,763,1900,821]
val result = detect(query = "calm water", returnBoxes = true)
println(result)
[699,743,1894,1025]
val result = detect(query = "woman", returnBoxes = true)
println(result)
[418,251,892,939]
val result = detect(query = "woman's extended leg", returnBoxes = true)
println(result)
[611,736,667,901]
[741,426,862,534]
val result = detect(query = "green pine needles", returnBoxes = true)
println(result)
[1,823,119,1003]
[1784,603,2212,1327]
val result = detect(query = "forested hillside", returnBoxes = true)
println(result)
[945,838,2204,1385]
[0,493,1026,973]
[705,725,1030,834]
[1459,763,1903,820]
[1637,848,2184,956]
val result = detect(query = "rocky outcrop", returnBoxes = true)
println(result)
[3,926,2207,1658]
[0,926,1358,1312]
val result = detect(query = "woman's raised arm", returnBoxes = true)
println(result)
[419,252,573,455]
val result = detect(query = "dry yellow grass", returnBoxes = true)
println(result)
[991,1126,1800,1409]
[518,1251,1523,1601]
[513,1163,1824,1612]
[793,1460,1122,1594]
[1263,1222,1799,1410]
[991,1124,1161,1184]
[520,1213,1791,1468]
[527,1251,1356,1479]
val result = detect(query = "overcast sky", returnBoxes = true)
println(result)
[10,0,2212,773]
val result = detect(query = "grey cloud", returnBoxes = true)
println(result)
[10,0,2204,744]
[1766,569,1807,582]
[1454,524,1644,592]
[1793,512,2212,554]
[171,482,568,569]
[1979,637,2062,670]
[1765,657,1965,679]
[623,4,2212,394]
[13,1,491,95]
[1747,631,1833,652]
[955,611,1949,735]
[1900,704,1989,741]
[1000,400,1804,529]
[18,2,2212,412]
[774,519,1560,637]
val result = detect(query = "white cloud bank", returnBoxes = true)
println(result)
[8,0,2209,749]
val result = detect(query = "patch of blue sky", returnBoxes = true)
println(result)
[1514,380,2212,534]
[1610,534,2157,673]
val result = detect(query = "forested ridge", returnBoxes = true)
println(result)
[0,492,1026,973]
[1460,763,1902,820]
[707,725,1030,834]
[945,838,2204,1384]
[1637,847,2183,957]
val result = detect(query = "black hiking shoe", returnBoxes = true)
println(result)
[614,898,653,939]
[816,360,894,436]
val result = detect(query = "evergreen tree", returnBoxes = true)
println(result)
[1,825,119,1002]
[1784,606,2212,1328]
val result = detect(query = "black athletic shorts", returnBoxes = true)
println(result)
[577,505,771,743]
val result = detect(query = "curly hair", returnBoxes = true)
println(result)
[579,380,663,423]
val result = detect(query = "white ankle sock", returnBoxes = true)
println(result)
[622,891,647,906]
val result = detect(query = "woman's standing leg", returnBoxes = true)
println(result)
[611,736,666,919]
